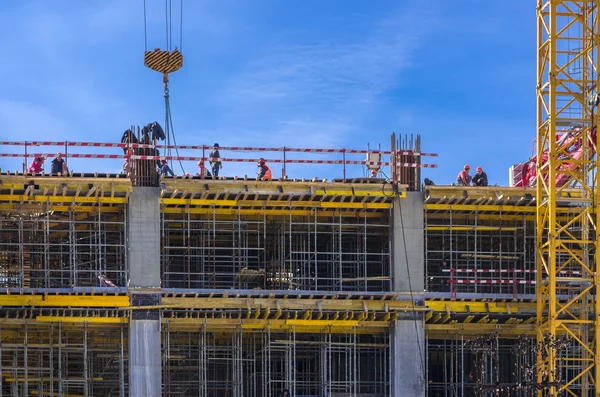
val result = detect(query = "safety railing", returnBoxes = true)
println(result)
[435,268,583,299]
[0,140,437,182]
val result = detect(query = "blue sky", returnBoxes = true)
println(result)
[0,0,534,184]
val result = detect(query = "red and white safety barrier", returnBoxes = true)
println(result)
[0,141,438,157]
[0,153,123,159]
[442,269,582,275]
[0,152,438,168]
[129,155,437,168]
[450,279,536,285]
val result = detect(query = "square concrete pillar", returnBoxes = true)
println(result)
[127,187,161,288]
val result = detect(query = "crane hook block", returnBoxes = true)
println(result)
[144,48,183,74]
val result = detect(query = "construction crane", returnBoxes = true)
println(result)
[142,0,184,173]
[536,1,600,396]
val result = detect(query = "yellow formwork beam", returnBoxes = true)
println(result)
[425,226,518,231]
[0,314,547,338]
[165,318,390,334]
[0,194,127,204]
[161,296,424,312]
[31,391,89,397]
[0,295,129,307]
[160,198,391,210]
[0,204,124,213]
[17,316,391,334]
[424,186,583,200]
[426,323,537,338]
[35,316,126,324]
[0,294,539,316]
[6,376,103,383]
[314,189,403,197]
[0,180,131,192]
[426,301,536,314]
[287,319,359,327]
[425,203,580,214]
[161,198,238,206]
[161,207,387,217]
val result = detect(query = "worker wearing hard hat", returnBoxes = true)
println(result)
[197,160,212,178]
[51,152,68,174]
[158,160,175,177]
[472,166,488,186]
[257,158,272,180]
[456,165,472,186]
[209,143,222,177]
[28,155,45,174]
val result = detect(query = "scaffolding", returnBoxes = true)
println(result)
[424,187,538,298]
[162,326,390,397]
[161,210,392,291]
[427,336,538,397]
[0,323,127,397]
[0,204,127,288]
[0,319,392,397]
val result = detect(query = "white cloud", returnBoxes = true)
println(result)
[0,99,74,141]
[0,0,440,179]
[216,0,438,152]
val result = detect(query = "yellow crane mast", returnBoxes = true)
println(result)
[536,1,600,395]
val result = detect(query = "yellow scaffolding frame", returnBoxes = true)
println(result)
[536,2,600,395]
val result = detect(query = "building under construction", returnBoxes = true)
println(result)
[1,1,600,396]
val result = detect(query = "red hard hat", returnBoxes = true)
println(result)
[464,164,470,170]
[476,166,482,171]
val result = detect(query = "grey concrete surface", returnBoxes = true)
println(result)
[129,319,161,397]
[128,187,160,288]
[393,191,424,293]
[392,316,426,397]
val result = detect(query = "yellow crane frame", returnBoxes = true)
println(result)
[536,1,600,395]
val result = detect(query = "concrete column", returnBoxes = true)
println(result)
[391,192,426,397]
[127,187,162,396]
[392,315,426,397]
[128,187,161,288]
[393,192,424,293]
[129,318,161,397]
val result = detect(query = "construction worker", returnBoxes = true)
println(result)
[158,160,175,177]
[51,152,68,174]
[122,148,133,175]
[472,166,488,186]
[28,156,44,174]
[370,169,378,178]
[197,160,212,178]
[456,164,472,186]
[209,143,222,177]
[257,158,272,180]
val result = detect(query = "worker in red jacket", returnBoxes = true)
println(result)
[457,164,472,186]
[257,158,272,180]
[28,156,44,174]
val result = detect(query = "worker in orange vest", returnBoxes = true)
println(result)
[257,158,272,180]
